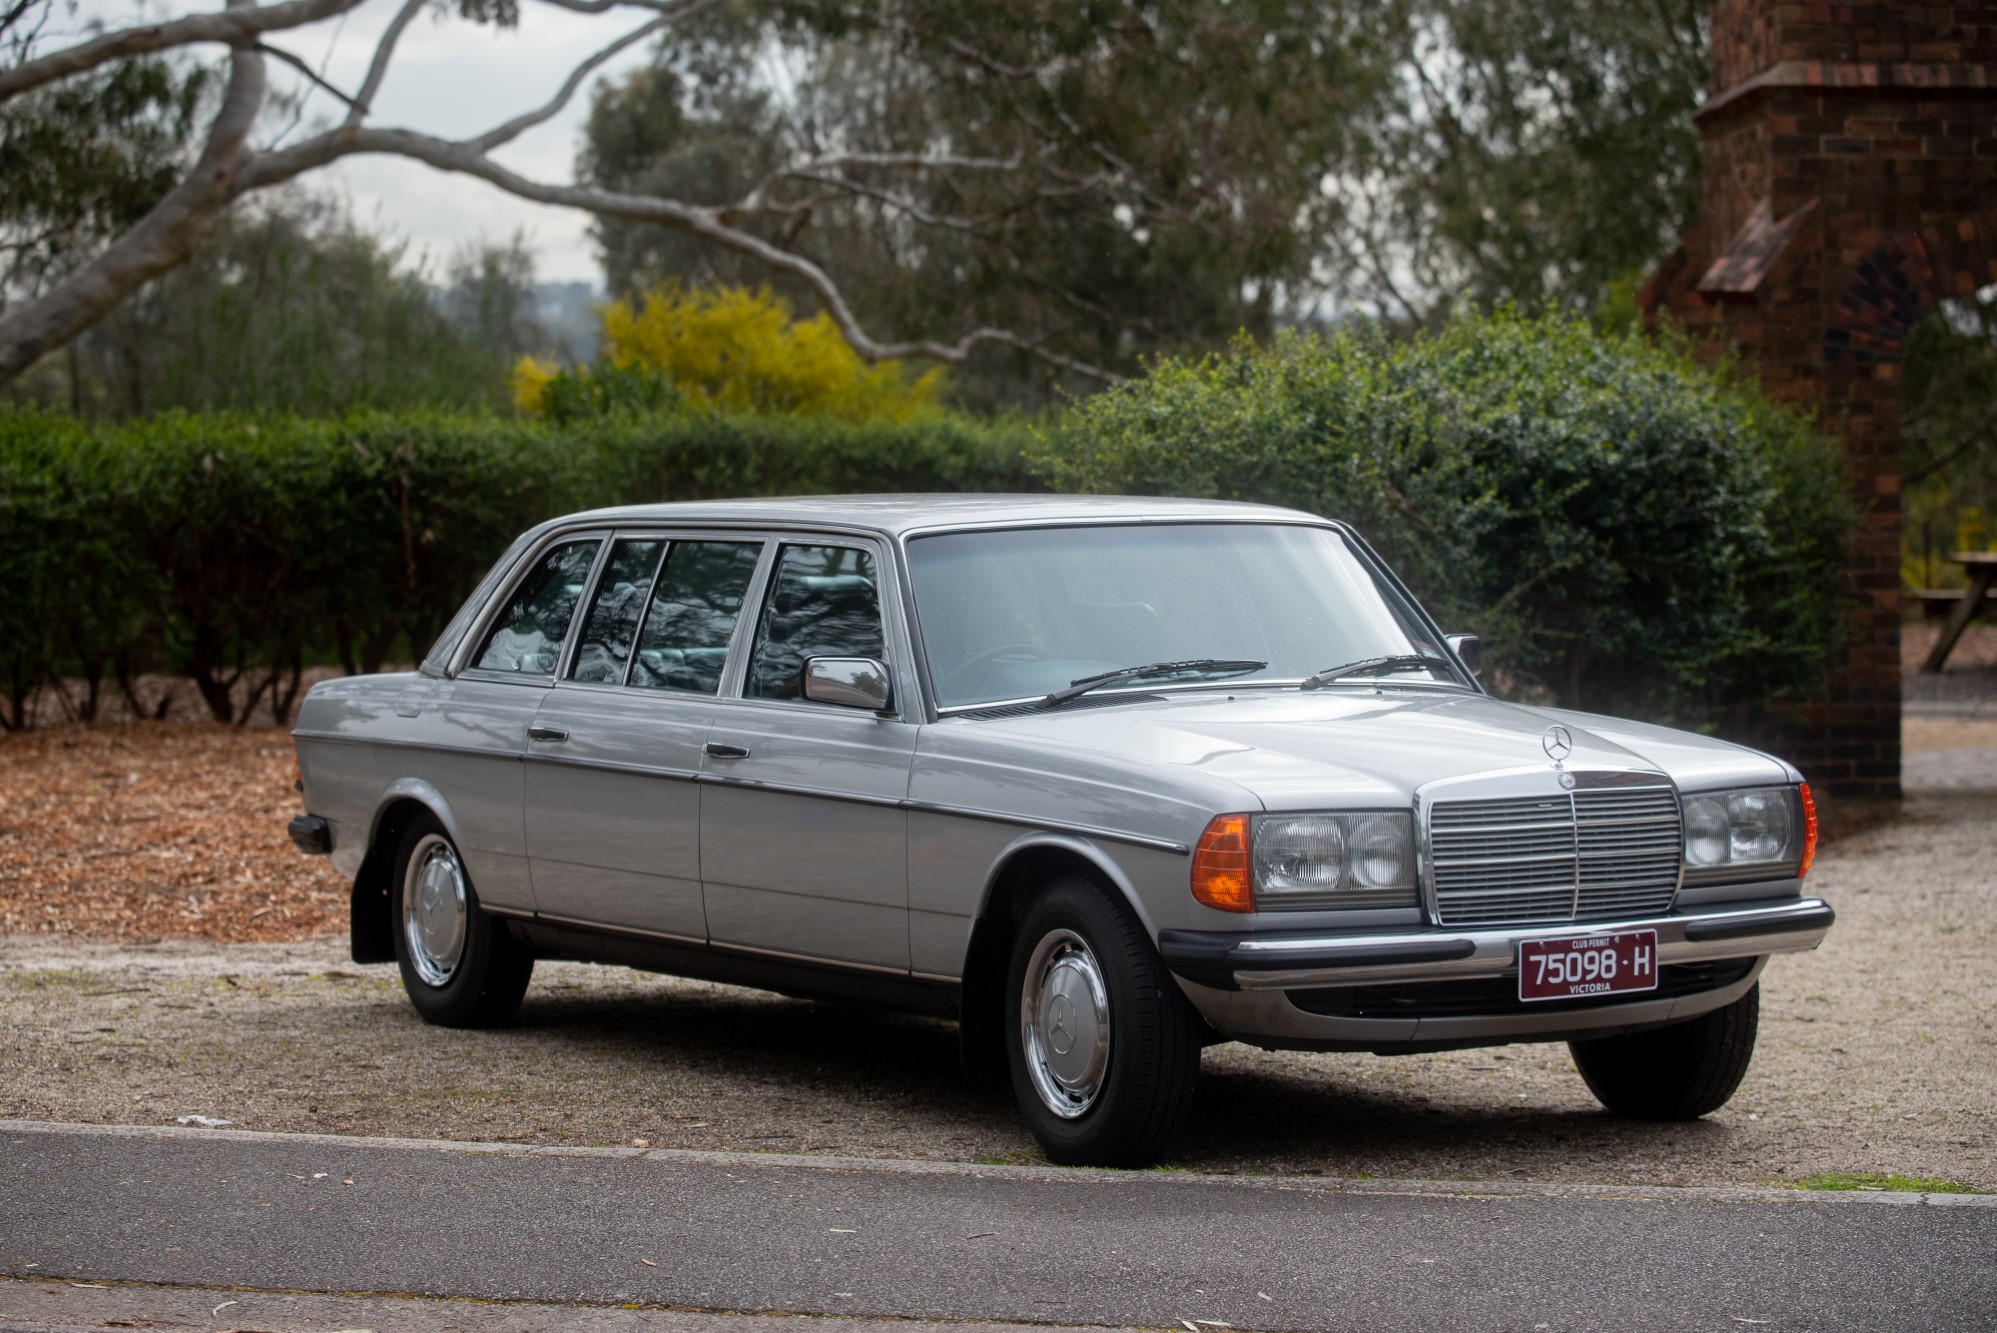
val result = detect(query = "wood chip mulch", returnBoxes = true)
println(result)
[0,723,347,943]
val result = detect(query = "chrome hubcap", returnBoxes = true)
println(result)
[1020,928,1110,1118]
[402,834,468,987]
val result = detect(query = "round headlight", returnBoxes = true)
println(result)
[1348,816,1409,888]
[1728,790,1793,863]
[1253,815,1344,893]
[1684,796,1729,865]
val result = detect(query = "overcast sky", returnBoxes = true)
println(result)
[75,0,664,285]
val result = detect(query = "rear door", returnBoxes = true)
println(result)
[698,537,918,972]
[524,533,768,940]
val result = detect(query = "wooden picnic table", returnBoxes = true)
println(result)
[1920,551,1997,672]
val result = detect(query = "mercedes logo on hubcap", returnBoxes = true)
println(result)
[1542,725,1574,763]
[1047,993,1075,1056]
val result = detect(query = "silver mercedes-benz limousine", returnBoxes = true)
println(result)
[288,495,1833,1165]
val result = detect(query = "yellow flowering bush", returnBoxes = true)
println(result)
[509,355,559,415]
[512,283,944,423]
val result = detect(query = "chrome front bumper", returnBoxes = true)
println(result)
[1159,897,1831,1053]
[1158,897,1833,991]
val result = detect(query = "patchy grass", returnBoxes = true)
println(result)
[1784,1171,1987,1195]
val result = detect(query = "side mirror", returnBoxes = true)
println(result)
[1445,633,1482,678]
[803,656,895,713]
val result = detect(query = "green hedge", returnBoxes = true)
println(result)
[1038,311,1855,728]
[0,408,1037,725]
[1,309,1855,732]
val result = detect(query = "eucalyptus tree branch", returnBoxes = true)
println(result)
[345,0,423,125]
[774,172,987,233]
[240,123,1119,380]
[729,151,1022,221]
[0,34,265,377]
[0,0,358,104]
[255,40,358,106]
[468,5,700,150]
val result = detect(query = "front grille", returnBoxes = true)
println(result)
[1428,785,1681,926]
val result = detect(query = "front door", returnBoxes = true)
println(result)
[525,535,767,940]
[699,540,917,972]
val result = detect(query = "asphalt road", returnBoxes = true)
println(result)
[2,1122,1992,1332]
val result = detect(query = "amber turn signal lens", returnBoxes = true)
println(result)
[1797,782,1818,879]
[1192,814,1254,912]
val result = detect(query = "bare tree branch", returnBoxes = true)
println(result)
[345,0,423,125]
[0,0,358,105]
[254,40,358,107]
[241,123,1118,380]
[773,172,986,233]
[468,5,697,150]
[0,0,1123,386]
[0,31,265,377]
[728,151,1023,221]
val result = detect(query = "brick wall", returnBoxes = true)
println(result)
[1647,3,1997,797]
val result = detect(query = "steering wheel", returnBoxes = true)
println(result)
[945,641,1050,695]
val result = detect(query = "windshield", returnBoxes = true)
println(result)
[907,522,1458,709]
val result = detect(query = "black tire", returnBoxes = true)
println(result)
[1004,875,1201,1167]
[390,814,534,1029]
[1569,983,1759,1120]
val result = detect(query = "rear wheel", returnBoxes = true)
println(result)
[391,815,533,1028]
[1005,875,1200,1166]
[1569,983,1759,1120]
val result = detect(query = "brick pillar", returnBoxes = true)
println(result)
[1644,4,1997,798]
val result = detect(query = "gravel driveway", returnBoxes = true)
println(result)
[4,783,1991,1190]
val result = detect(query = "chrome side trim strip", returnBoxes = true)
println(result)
[692,771,908,810]
[482,904,536,921]
[692,774,1193,855]
[290,730,521,763]
[297,731,1188,855]
[523,752,699,784]
[902,800,1192,856]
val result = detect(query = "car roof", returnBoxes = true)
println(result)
[550,493,1330,540]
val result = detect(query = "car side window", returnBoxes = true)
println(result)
[569,538,666,684]
[474,538,601,675]
[629,541,763,695]
[746,544,886,700]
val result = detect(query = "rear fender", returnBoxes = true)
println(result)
[351,781,467,965]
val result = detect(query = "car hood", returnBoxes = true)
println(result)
[965,689,1792,809]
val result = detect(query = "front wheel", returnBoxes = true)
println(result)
[1568,982,1759,1120]
[391,815,534,1028]
[1005,876,1201,1166]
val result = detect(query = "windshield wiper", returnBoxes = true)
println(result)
[1300,654,1451,690]
[1040,658,1268,709]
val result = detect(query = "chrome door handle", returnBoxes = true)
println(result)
[528,725,569,742]
[704,742,750,759]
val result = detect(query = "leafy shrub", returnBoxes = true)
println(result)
[1037,310,1854,726]
[0,406,1036,726]
[514,284,945,423]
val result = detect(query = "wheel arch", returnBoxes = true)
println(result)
[956,834,1158,1082]
[349,781,464,965]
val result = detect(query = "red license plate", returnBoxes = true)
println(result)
[1517,930,1659,1002]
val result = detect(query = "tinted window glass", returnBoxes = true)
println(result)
[569,538,666,684]
[475,539,600,674]
[746,545,885,700]
[630,541,763,695]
